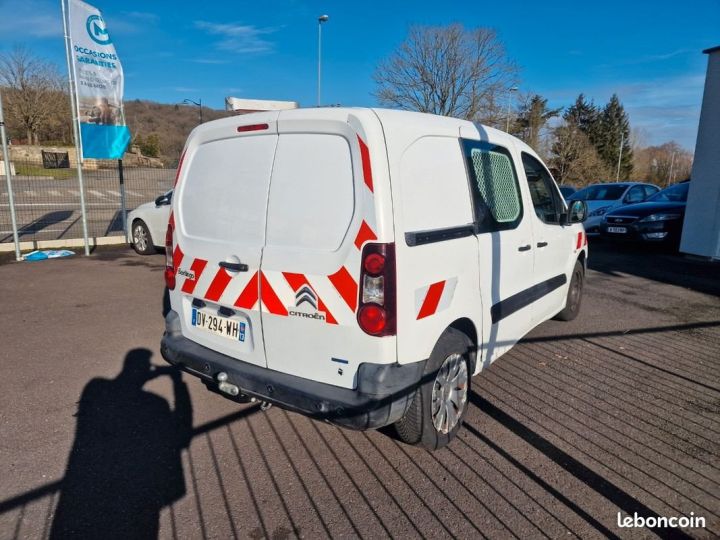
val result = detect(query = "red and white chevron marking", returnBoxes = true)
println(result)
[415,277,458,320]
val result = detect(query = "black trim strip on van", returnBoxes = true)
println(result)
[491,274,567,324]
[405,224,476,247]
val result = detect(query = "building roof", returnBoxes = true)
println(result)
[702,45,720,54]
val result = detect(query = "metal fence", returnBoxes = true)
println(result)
[1,157,176,246]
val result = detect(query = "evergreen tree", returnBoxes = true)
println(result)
[563,94,601,145]
[513,94,562,150]
[597,94,633,179]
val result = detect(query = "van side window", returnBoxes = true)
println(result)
[462,139,523,233]
[521,152,563,225]
[400,136,474,235]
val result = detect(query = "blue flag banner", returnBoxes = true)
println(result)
[68,0,130,160]
[79,124,131,159]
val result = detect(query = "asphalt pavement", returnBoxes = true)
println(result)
[0,242,718,539]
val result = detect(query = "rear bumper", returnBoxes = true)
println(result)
[160,315,424,430]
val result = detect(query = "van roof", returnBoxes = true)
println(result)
[199,106,524,148]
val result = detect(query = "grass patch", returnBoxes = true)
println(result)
[14,163,75,180]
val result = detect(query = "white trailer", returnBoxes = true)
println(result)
[680,45,720,260]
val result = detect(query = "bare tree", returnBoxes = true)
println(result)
[373,25,518,122]
[0,46,67,145]
[633,142,693,186]
[549,120,611,186]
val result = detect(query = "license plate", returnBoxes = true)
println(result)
[192,308,245,342]
[607,226,627,233]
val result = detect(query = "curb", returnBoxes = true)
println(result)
[0,235,127,253]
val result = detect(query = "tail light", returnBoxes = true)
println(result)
[164,223,176,290]
[357,243,396,336]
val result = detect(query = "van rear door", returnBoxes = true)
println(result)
[173,115,279,368]
[259,112,391,389]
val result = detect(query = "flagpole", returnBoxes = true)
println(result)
[61,0,90,256]
[0,90,21,261]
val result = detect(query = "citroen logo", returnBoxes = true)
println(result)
[295,286,317,309]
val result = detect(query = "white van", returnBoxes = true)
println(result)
[161,108,588,450]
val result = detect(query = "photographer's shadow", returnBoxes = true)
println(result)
[50,348,192,539]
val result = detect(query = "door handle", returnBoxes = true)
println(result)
[537,241,548,248]
[518,244,532,252]
[219,261,249,272]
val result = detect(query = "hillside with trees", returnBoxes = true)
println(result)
[124,100,231,165]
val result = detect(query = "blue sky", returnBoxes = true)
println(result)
[0,0,717,149]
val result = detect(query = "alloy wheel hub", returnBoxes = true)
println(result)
[431,353,468,434]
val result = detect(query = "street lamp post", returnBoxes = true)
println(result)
[317,14,329,107]
[615,130,624,182]
[183,98,203,124]
[505,85,518,133]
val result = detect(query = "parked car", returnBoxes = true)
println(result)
[568,182,659,235]
[600,181,689,245]
[558,185,577,200]
[127,190,173,255]
[160,108,588,450]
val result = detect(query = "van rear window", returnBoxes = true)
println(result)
[265,134,354,252]
[179,135,277,245]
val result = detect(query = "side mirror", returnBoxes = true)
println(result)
[155,193,171,206]
[565,200,587,224]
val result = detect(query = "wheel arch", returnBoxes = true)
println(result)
[577,249,587,271]
[131,217,158,247]
[446,317,478,374]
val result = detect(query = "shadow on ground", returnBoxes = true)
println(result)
[1,211,74,243]
[588,239,720,297]
[49,349,192,539]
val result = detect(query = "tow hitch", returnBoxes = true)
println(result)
[216,372,240,397]
[215,372,272,410]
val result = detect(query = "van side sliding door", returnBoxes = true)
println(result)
[461,138,536,365]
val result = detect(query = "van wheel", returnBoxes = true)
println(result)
[131,220,154,255]
[555,260,584,321]
[394,328,472,450]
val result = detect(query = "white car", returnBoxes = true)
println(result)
[127,190,173,255]
[160,108,588,450]
[568,182,659,235]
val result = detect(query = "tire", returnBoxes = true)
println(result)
[394,328,472,450]
[131,220,154,255]
[555,260,584,321]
